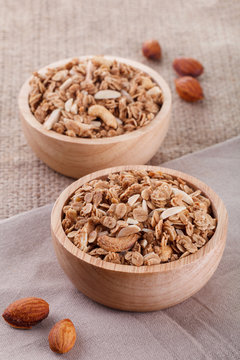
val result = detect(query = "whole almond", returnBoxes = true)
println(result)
[48,319,76,354]
[175,76,204,102]
[142,40,162,60]
[2,297,49,329]
[173,57,204,77]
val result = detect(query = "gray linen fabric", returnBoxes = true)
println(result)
[0,136,239,359]
[0,0,240,218]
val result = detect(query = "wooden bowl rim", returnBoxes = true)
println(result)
[51,165,228,274]
[18,55,172,145]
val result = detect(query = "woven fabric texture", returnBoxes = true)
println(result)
[0,0,239,218]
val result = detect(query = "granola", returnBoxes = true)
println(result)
[29,57,163,138]
[62,170,217,266]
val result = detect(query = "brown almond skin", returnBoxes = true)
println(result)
[175,76,204,102]
[2,297,49,329]
[173,58,204,77]
[142,40,162,60]
[48,319,76,354]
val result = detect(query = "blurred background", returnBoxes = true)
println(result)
[0,0,239,218]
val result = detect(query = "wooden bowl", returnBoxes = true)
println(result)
[18,56,171,178]
[51,165,228,312]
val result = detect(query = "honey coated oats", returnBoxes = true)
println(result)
[29,56,163,138]
[62,170,217,266]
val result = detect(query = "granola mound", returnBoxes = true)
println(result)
[29,56,163,138]
[62,170,217,266]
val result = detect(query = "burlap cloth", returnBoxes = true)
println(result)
[0,0,239,219]
[0,136,239,359]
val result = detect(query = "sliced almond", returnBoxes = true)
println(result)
[83,220,95,235]
[142,199,148,213]
[97,234,138,252]
[60,78,73,91]
[128,194,140,206]
[94,90,121,100]
[52,70,68,81]
[65,98,73,112]
[117,225,141,237]
[84,60,94,83]
[43,109,61,130]
[147,86,162,97]
[116,117,123,125]
[149,208,166,217]
[160,206,186,220]
[38,69,47,78]
[142,228,153,233]
[172,188,193,205]
[121,89,133,102]
[139,239,148,248]
[70,103,78,114]
[110,220,128,235]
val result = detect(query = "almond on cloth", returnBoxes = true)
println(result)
[48,319,76,354]
[2,297,49,329]
[173,58,204,77]
[175,76,204,102]
[142,40,162,60]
